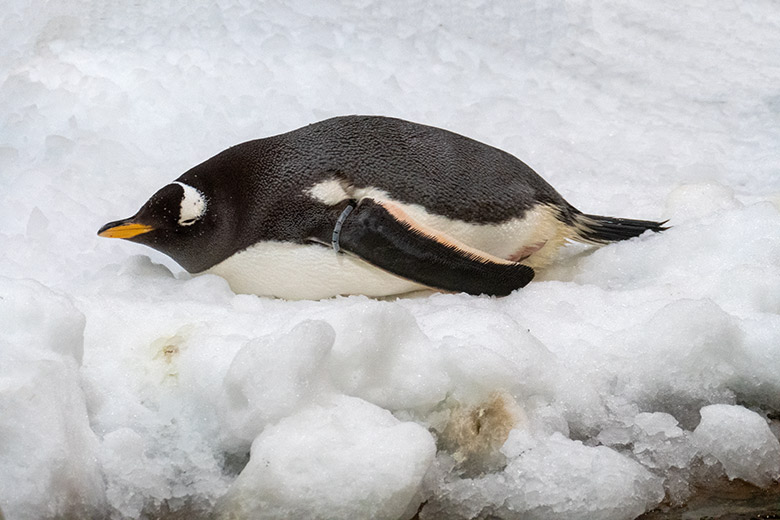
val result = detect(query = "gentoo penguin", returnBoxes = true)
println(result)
[98,115,665,299]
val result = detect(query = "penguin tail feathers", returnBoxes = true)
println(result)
[570,212,668,245]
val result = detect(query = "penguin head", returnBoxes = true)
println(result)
[98,180,223,272]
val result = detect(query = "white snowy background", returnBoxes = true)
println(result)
[2,1,780,519]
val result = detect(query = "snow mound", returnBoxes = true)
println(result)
[0,278,104,520]
[217,395,435,520]
[693,404,780,487]
[424,431,664,520]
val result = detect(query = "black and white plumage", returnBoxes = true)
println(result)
[98,115,665,299]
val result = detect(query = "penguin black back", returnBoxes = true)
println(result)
[263,116,571,223]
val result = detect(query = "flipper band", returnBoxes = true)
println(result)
[331,202,355,253]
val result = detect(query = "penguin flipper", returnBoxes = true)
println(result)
[337,199,534,296]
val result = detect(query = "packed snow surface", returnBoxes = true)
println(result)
[2,1,780,519]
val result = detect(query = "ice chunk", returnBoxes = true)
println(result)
[217,395,436,520]
[220,320,335,446]
[416,302,558,402]
[634,412,684,438]
[100,428,154,518]
[0,361,107,520]
[629,412,697,504]
[693,404,780,487]
[630,412,695,472]
[0,278,105,520]
[99,425,228,519]
[424,432,664,520]
[500,433,664,519]
[617,299,744,424]
[323,302,450,411]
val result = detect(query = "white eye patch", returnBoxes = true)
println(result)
[173,181,207,226]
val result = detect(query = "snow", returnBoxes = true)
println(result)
[427,431,665,520]
[693,404,780,488]
[2,1,780,519]
[218,395,435,520]
[0,279,105,520]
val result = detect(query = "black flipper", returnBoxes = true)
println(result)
[337,199,534,296]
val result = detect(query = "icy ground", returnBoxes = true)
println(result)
[2,1,780,519]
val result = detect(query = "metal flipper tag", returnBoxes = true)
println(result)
[331,202,356,253]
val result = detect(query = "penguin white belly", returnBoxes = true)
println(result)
[204,241,426,300]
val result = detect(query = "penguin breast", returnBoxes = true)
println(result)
[205,241,426,300]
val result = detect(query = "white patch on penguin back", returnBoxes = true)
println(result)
[173,181,207,226]
[307,178,350,205]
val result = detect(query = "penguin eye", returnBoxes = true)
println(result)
[180,218,198,226]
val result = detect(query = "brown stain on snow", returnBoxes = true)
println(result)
[438,391,525,472]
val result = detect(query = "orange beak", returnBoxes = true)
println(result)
[98,219,154,239]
